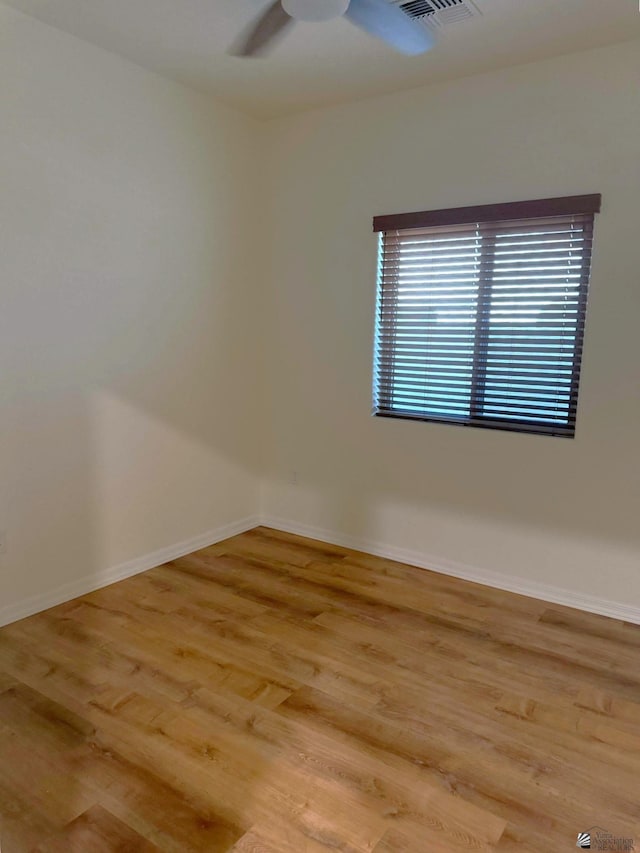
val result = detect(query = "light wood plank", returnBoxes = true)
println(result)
[33,804,160,852]
[0,526,638,851]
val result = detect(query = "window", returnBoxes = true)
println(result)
[372,195,601,437]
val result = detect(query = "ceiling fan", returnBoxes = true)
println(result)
[234,0,436,57]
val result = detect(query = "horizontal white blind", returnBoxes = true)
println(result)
[374,212,595,436]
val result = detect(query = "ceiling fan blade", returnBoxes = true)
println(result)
[233,1,293,57]
[345,0,435,55]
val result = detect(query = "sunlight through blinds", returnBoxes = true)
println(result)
[373,196,600,437]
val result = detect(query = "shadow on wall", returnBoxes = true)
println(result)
[0,364,264,848]
[0,28,266,837]
[263,382,640,590]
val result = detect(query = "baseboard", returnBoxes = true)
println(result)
[4,510,637,629]
[0,515,260,628]
[259,514,640,626]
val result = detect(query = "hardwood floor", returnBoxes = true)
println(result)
[0,526,638,852]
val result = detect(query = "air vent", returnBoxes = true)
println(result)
[392,0,481,28]
[399,0,437,18]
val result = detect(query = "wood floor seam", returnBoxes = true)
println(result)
[0,526,638,852]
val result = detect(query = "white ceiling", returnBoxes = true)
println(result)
[5,0,640,117]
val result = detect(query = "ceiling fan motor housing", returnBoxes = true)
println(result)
[282,0,351,22]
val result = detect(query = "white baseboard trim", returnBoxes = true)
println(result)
[259,514,640,626]
[0,515,260,629]
[3,511,637,629]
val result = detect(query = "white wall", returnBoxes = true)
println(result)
[1,8,638,623]
[0,4,264,620]
[262,40,640,609]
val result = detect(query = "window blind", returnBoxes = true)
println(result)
[373,196,600,437]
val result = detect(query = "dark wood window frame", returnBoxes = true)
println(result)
[372,195,601,438]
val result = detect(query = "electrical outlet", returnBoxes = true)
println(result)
[0,532,6,554]
[291,471,298,486]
